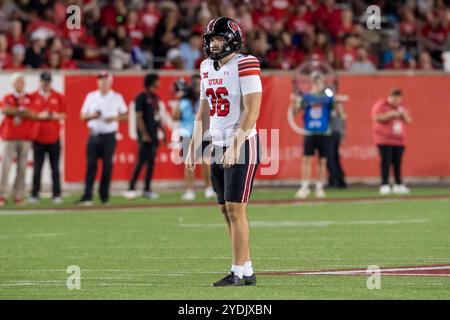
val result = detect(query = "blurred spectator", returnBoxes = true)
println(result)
[252,2,277,32]
[179,32,202,71]
[418,50,434,70]
[45,50,62,69]
[384,46,415,70]
[349,46,377,73]
[399,6,418,38]
[109,37,133,70]
[338,8,355,39]
[421,5,450,62]
[333,33,357,70]
[60,46,78,69]
[267,31,304,69]
[287,3,313,35]
[4,43,25,70]
[126,10,144,46]
[139,0,161,37]
[7,20,25,51]
[100,0,128,30]
[162,47,184,70]
[0,32,10,68]
[0,0,447,71]
[153,7,181,67]
[314,0,342,41]
[24,34,46,68]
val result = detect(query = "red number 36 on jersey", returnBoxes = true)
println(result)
[205,87,230,117]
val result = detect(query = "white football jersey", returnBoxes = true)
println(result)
[199,53,262,147]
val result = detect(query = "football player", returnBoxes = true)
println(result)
[185,17,262,286]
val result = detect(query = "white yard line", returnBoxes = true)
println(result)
[290,265,450,275]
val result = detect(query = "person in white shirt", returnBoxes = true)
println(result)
[76,71,128,205]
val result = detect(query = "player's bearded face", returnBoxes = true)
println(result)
[210,36,225,55]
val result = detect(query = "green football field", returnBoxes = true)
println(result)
[1,187,450,299]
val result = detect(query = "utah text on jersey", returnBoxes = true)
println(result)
[200,54,262,147]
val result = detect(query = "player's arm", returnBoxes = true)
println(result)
[232,92,261,149]
[186,98,209,171]
[223,58,262,167]
[186,68,209,170]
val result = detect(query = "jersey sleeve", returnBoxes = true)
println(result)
[238,56,262,96]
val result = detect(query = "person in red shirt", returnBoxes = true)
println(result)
[313,0,342,40]
[125,10,144,46]
[139,0,161,37]
[60,46,79,69]
[287,3,313,34]
[0,33,11,69]
[371,88,412,195]
[0,73,34,205]
[3,44,25,70]
[333,33,357,70]
[28,72,67,204]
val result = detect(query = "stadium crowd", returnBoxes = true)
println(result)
[0,0,449,71]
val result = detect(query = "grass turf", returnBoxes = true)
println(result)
[1,188,450,299]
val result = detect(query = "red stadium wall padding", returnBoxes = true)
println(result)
[64,73,450,182]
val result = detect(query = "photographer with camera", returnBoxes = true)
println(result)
[76,71,128,205]
[172,75,214,201]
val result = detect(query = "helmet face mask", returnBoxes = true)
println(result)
[203,18,242,61]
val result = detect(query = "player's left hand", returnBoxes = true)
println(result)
[222,145,240,168]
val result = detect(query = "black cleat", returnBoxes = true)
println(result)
[213,272,245,287]
[243,273,257,285]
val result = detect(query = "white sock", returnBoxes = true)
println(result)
[230,265,244,279]
[301,181,310,189]
[244,261,254,277]
[316,182,323,189]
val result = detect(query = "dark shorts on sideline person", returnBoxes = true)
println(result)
[210,134,260,205]
[304,134,330,158]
